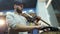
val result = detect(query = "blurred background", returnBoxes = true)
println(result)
[0,0,60,34]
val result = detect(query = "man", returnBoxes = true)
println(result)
[6,1,41,34]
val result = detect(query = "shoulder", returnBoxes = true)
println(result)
[6,12,14,15]
[6,12,16,17]
[6,12,15,18]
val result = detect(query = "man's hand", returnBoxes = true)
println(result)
[34,16,41,25]
[35,16,41,21]
[35,25,40,28]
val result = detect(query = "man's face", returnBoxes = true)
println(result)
[14,4,23,13]
[14,4,23,10]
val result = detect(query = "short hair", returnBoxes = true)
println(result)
[14,1,24,5]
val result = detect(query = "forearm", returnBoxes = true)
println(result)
[14,24,37,32]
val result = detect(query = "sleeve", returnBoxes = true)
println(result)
[6,14,17,29]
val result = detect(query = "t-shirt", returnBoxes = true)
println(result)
[6,12,28,34]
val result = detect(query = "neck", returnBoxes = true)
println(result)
[15,12,22,15]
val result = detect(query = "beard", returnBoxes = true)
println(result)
[16,8,22,14]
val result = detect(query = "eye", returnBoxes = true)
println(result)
[20,6,23,8]
[20,5,23,8]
